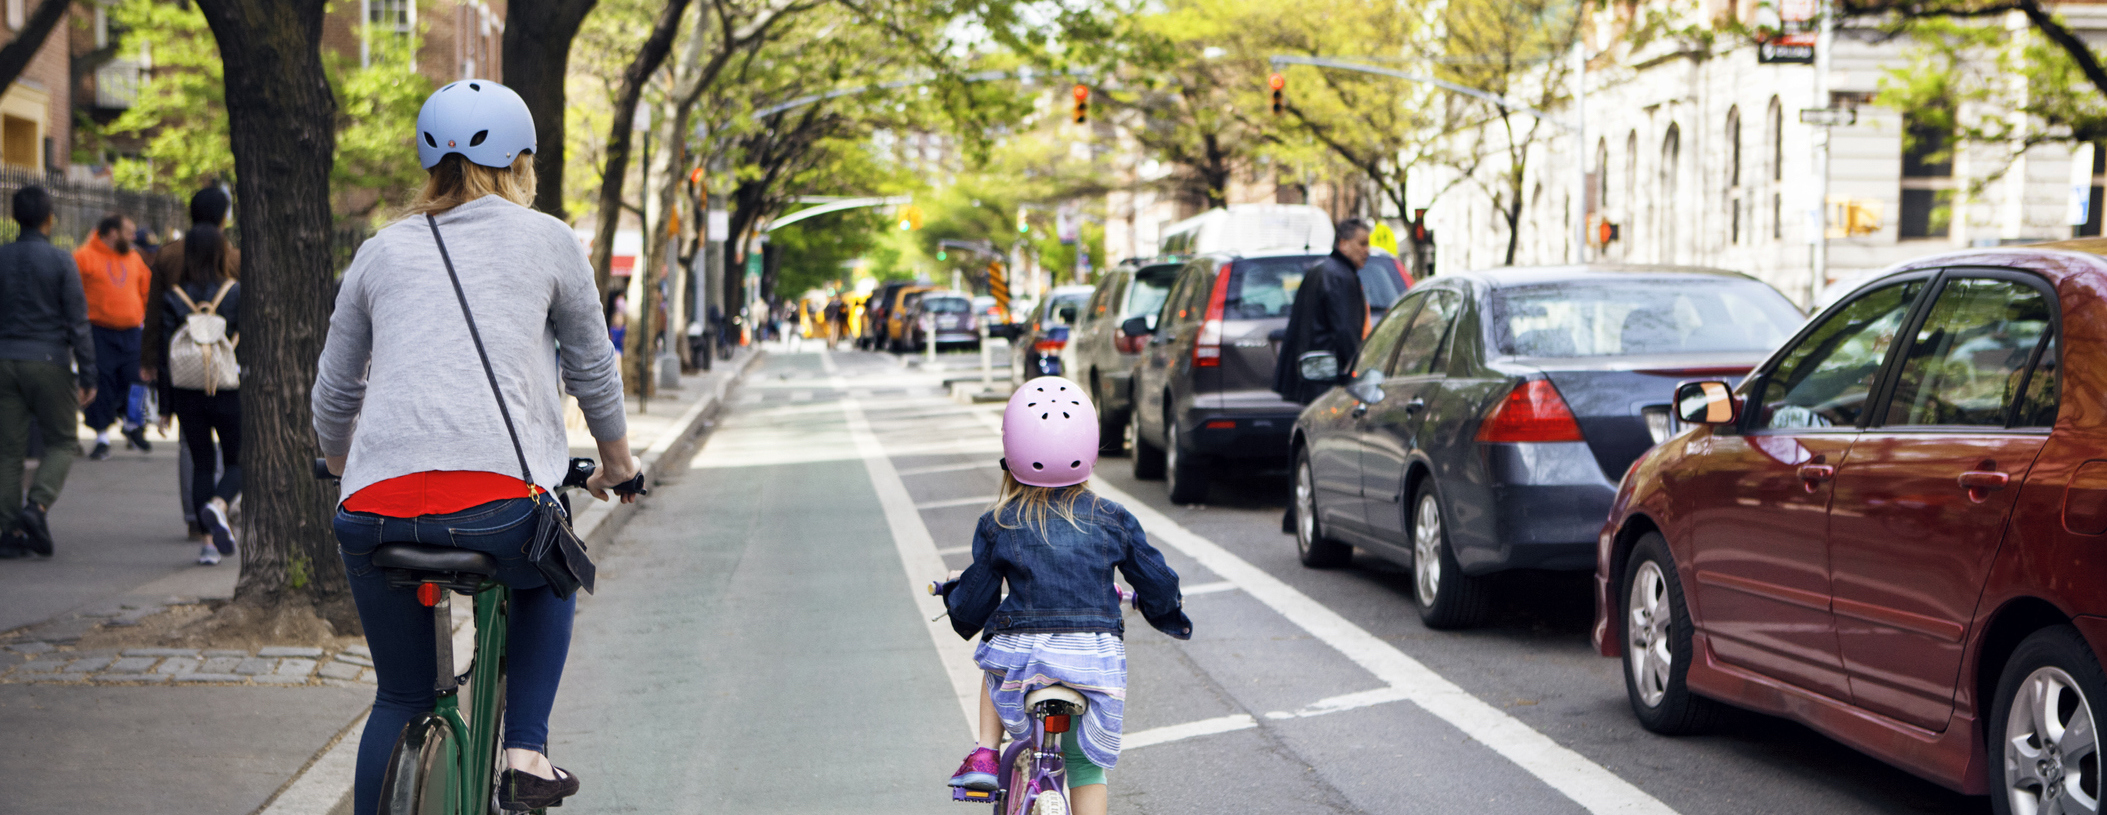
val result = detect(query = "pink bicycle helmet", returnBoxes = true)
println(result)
[1002,376,1099,487]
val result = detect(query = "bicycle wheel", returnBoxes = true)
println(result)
[378,713,460,815]
[1001,740,1035,815]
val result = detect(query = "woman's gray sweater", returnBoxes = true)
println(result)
[312,195,627,499]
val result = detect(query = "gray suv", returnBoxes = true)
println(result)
[1070,260,1183,449]
[1128,250,1409,503]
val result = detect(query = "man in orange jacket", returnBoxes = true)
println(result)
[75,213,152,459]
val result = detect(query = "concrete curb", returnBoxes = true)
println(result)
[253,349,765,815]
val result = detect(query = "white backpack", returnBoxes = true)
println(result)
[168,281,240,394]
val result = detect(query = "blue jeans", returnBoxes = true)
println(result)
[335,499,576,815]
[85,325,139,432]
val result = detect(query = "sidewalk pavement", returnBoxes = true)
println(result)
[0,347,762,815]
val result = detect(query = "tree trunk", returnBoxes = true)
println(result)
[587,0,694,298]
[502,0,598,219]
[191,0,351,627]
[0,0,74,105]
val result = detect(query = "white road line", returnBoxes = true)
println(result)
[953,400,1679,814]
[1123,714,1258,750]
[1181,580,1238,596]
[1091,477,1681,815]
[898,461,999,477]
[838,379,982,736]
[1262,685,1414,720]
[916,495,997,510]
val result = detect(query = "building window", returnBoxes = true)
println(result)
[1726,106,1741,244]
[2,114,37,169]
[360,0,414,67]
[5,0,22,31]
[1661,123,1680,262]
[1899,112,1955,239]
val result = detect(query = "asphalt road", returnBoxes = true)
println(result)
[552,347,1987,815]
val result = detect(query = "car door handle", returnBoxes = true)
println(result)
[1404,398,1425,414]
[1959,470,2009,502]
[1797,463,1835,491]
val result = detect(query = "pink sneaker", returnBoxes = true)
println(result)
[947,747,998,790]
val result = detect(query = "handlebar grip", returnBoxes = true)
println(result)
[611,471,649,497]
[562,457,596,490]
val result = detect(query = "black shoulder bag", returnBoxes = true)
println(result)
[426,213,595,598]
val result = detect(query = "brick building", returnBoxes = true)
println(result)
[0,0,73,171]
[321,0,506,85]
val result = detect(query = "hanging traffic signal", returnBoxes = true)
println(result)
[937,250,948,260]
[1017,207,1030,233]
[1072,84,1090,125]
[1269,73,1285,116]
[898,204,924,231]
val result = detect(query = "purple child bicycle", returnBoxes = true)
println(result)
[933,580,1133,815]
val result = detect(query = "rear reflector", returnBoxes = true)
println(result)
[1045,714,1071,733]
[416,583,442,607]
[1476,380,1585,443]
[1204,420,1236,429]
[1194,263,1232,367]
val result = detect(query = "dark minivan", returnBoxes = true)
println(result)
[1128,249,1410,503]
[1290,266,1803,628]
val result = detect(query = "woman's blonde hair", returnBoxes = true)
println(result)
[990,470,1097,533]
[398,151,536,218]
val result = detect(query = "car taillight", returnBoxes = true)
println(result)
[1476,380,1585,443]
[1035,338,1067,353]
[1193,262,1231,367]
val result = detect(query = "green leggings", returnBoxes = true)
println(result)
[1056,730,1106,788]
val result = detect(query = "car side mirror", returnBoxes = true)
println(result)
[1120,316,1151,339]
[1297,351,1339,383]
[1348,369,1386,403]
[1675,381,1737,425]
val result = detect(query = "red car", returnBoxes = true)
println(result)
[1594,244,2106,812]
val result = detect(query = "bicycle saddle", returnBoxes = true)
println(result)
[1024,685,1089,713]
[373,543,498,593]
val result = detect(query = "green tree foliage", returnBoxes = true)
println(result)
[1876,14,2107,187]
[328,30,435,220]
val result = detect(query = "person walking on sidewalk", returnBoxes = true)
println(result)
[75,213,154,460]
[313,80,639,815]
[0,186,96,559]
[145,187,239,542]
[160,222,243,566]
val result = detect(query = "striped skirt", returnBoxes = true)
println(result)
[975,632,1128,770]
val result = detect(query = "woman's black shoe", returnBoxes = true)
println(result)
[497,767,579,810]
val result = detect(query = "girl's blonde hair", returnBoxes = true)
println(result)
[398,151,536,219]
[990,471,1097,533]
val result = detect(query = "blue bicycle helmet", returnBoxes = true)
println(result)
[415,79,536,170]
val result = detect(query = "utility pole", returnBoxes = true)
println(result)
[1810,0,1836,306]
[1572,42,1588,265]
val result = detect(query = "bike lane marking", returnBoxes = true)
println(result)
[946,406,1682,815]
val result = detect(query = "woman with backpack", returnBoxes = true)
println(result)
[159,221,241,566]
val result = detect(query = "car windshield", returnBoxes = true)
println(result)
[924,297,969,314]
[1126,265,1180,321]
[1492,279,1802,357]
[1043,294,1089,327]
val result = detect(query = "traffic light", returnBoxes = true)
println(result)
[937,250,948,261]
[1072,84,1090,125]
[898,204,923,231]
[1269,73,1285,116]
[1410,208,1429,242]
[1017,207,1030,233]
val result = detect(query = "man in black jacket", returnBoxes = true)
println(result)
[0,186,96,558]
[1273,218,1372,405]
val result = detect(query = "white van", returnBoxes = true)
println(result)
[1157,204,1334,257]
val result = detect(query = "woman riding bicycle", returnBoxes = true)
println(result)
[942,377,1192,815]
[312,80,638,815]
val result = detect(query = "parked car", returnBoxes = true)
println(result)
[884,285,934,352]
[1070,260,1185,447]
[1593,247,2095,807]
[1010,285,1095,382]
[1127,249,1413,504]
[860,281,911,350]
[1290,265,1802,627]
[906,290,979,351]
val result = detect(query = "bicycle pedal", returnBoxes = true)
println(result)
[952,788,994,803]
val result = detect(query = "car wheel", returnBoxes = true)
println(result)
[1409,482,1490,629]
[1294,449,1352,568]
[1130,404,1165,479]
[1621,532,1720,734]
[1165,418,1208,504]
[1990,625,2107,815]
[1093,374,1124,454]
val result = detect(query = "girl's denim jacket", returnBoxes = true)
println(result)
[946,495,1193,641]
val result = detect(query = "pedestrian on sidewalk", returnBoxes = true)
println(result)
[159,221,243,566]
[314,80,640,815]
[144,187,240,542]
[824,295,846,347]
[75,213,154,460]
[940,377,1191,815]
[0,186,97,559]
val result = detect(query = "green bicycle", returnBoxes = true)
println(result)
[318,456,635,814]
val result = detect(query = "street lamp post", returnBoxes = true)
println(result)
[1810,0,1836,306]
[1573,43,1588,265]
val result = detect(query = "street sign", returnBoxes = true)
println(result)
[1799,107,1856,127]
[1369,222,1398,256]
[1760,0,1818,64]
[986,261,1010,320]
[1759,38,1815,63]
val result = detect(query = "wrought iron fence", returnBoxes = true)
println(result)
[0,167,185,249]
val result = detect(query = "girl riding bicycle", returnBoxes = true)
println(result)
[943,377,1193,815]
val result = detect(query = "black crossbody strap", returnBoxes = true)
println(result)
[426,213,536,489]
